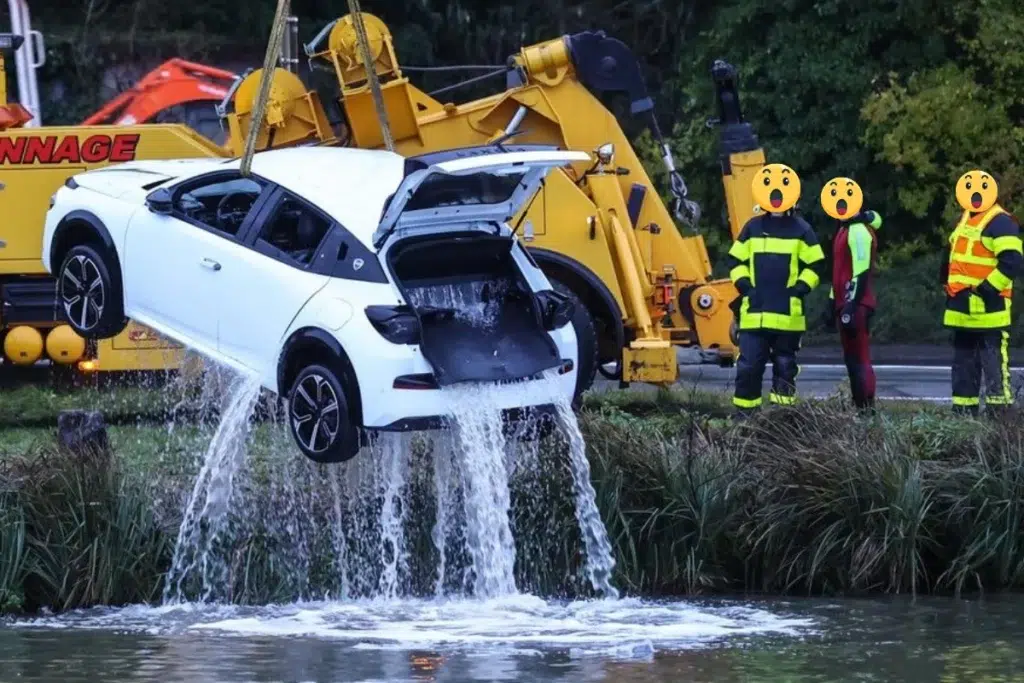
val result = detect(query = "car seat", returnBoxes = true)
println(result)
[290,212,321,265]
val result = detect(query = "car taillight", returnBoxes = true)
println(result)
[535,289,575,330]
[365,305,420,344]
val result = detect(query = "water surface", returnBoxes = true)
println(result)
[4,595,1023,681]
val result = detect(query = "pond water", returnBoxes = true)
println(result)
[2,595,1023,682]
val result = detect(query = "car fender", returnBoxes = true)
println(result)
[46,206,119,274]
[276,326,348,394]
[45,182,140,271]
[275,326,364,428]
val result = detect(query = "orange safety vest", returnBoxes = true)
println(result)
[945,205,1012,298]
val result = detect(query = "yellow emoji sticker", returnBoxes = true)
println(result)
[955,170,998,213]
[751,163,801,213]
[820,177,863,220]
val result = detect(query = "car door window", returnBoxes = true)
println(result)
[174,176,265,237]
[254,196,331,268]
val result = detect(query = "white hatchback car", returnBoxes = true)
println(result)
[42,145,587,463]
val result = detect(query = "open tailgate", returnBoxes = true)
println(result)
[371,149,591,249]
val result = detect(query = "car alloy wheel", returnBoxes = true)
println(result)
[290,371,341,454]
[61,253,106,332]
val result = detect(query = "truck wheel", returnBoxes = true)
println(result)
[551,280,598,403]
[58,244,127,339]
[288,363,360,464]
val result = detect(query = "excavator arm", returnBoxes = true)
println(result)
[81,59,238,135]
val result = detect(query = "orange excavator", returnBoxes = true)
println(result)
[2,0,238,137]
[81,58,238,144]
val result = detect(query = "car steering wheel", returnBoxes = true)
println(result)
[216,192,253,231]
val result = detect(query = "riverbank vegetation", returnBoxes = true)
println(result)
[19,0,1023,345]
[2,381,1023,615]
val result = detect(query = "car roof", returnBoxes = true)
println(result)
[230,146,406,245]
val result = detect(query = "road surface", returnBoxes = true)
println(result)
[590,345,1024,402]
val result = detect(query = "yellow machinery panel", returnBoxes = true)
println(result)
[722,148,767,239]
[93,338,185,372]
[622,342,677,384]
[0,166,85,272]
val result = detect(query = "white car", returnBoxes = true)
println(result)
[42,145,587,463]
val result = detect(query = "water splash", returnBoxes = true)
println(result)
[554,399,619,599]
[163,369,262,604]
[158,361,618,603]
[405,279,512,331]
[441,382,519,599]
[376,434,411,599]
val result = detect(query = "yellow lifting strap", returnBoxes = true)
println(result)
[241,0,292,176]
[347,0,395,151]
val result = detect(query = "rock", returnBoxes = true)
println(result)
[56,410,110,456]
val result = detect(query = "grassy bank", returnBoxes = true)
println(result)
[2,383,1023,614]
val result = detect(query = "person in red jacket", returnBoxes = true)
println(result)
[819,177,882,410]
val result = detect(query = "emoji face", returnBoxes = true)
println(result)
[956,170,998,213]
[751,163,801,213]
[820,177,863,220]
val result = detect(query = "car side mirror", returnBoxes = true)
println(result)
[145,187,173,215]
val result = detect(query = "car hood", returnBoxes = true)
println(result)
[70,159,227,199]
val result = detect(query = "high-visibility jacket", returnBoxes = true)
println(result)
[830,210,881,310]
[727,213,825,332]
[941,205,1023,329]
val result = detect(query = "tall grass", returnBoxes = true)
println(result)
[0,442,172,613]
[584,400,1024,597]
[3,397,1024,614]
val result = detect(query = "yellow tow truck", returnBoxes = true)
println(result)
[0,9,767,396]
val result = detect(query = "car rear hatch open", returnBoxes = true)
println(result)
[370,148,590,387]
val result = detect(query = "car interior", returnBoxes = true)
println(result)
[256,197,330,267]
[175,178,264,236]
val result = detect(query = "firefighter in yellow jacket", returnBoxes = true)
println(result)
[940,170,1023,414]
[726,163,825,415]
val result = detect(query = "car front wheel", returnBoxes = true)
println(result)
[287,363,360,464]
[58,244,127,339]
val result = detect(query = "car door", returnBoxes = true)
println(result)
[215,188,332,375]
[122,170,271,359]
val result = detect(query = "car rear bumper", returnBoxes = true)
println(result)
[370,402,560,432]
[358,358,577,430]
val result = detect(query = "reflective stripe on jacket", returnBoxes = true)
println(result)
[942,205,1023,329]
[727,213,825,332]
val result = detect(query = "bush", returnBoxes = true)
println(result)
[3,398,1024,614]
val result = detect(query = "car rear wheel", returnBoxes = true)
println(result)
[58,244,127,339]
[288,363,360,464]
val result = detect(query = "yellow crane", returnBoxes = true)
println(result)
[0,7,767,397]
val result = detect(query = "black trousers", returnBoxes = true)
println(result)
[733,330,801,410]
[951,329,1013,413]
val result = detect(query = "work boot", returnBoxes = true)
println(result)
[984,404,1014,421]
[855,398,876,417]
[952,404,979,418]
[731,407,757,424]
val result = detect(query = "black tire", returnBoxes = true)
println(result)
[287,362,360,464]
[551,280,598,404]
[58,244,127,339]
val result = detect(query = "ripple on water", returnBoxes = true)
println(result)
[9,597,816,655]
